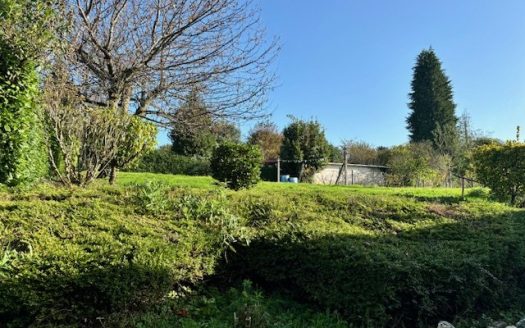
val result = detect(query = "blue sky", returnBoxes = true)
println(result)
[161,0,525,147]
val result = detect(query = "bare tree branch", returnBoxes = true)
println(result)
[65,0,278,123]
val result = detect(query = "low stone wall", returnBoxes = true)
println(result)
[313,163,387,186]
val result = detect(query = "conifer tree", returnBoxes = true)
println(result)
[407,48,458,150]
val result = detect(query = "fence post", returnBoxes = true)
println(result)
[343,148,348,185]
[276,157,280,182]
[461,176,465,200]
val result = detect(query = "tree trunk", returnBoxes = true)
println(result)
[109,165,117,185]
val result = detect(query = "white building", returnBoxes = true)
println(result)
[313,163,388,186]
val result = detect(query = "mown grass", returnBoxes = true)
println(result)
[0,172,523,327]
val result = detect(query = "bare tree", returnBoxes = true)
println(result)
[67,0,278,125]
[43,62,157,186]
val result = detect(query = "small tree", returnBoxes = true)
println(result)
[472,142,525,205]
[280,118,330,181]
[170,89,216,157]
[343,140,380,165]
[43,65,157,186]
[170,89,240,157]
[386,143,438,186]
[210,142,262,190]
[247,121,283,161]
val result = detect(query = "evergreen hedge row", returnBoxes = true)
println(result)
[0,49,48,186]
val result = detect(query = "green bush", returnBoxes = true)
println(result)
[386,142,439,186]
[472,142,525,205]
[131,145,211,176]
[0,183,243,326]
[0,55,48,186]
[0,0,60,186]
[131,180,171,215]
[115,280,348,328]
[226,192,525,327]
[210,142,263,190]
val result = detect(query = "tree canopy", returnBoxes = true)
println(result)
[65,0,278,125]
[280,118,330,181]
[247,121,283,161]
[407,48,458,149]
[170,88,240,157]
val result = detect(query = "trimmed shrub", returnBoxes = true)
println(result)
[130,145,211,176]
[472,142,525,205]
[0,56,48,186]
[0,0,61,186]
[210,142,262,190]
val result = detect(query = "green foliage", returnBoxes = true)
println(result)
[386,142,438,186]
[407,48,458,149]
[225,187,525,328]
[0,52,48,186]
[0,0,64,186]
[0,0,63,61]
[280,118,330,181]
[472,142,525,205]
[170,89,240,158]
[115,115,157,168]
[211,143,263,190]
[2,172,525,327]
[120,280,348,328]
[132,181,171,215]
[174,192,250,253]
[131,145,211,176]
[327,143,344,162]
[247,121,283,161]
[0,182,252,326]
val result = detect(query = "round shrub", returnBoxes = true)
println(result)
[210,142,262,190]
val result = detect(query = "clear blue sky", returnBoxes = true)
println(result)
[161,0,525,147]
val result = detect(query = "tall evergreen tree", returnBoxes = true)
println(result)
[407,48,458,150]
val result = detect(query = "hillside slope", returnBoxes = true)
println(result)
[0,173,524,327]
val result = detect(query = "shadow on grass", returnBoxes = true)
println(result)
[0,263,175,327]
[222,209,525,328]
[2,205,524,328]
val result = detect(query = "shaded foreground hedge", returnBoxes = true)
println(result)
[225,190,525,327]
[1,174,525,327]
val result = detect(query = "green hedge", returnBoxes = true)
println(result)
[0,184,236,326]
[0,54,48,186]
[130,145,211,176]
[226,192,525,327]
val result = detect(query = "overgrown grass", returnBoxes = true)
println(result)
[121,280,348,328]
[0,172,523,327]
